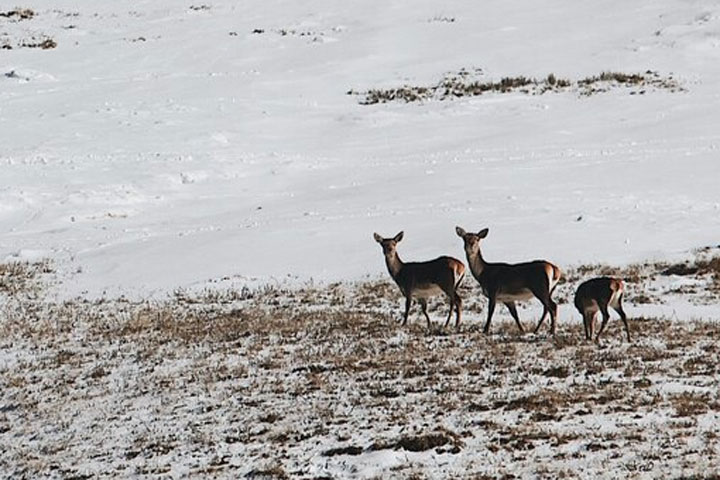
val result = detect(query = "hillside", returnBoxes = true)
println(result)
[2,1,720,478]
[2,0,719,296]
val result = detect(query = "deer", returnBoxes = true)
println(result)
[455,226,562,335]
[373,231,466,329]
[574,276,630,342]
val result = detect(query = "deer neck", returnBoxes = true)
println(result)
[385,251,404,280]
[466,247,487,280]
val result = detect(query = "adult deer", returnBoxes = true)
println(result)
[574,277,630,342]
[373,232,466,329]
[455,226,562,335]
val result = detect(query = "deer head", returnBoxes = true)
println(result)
[455,226,488,255]
[373,231,404,257]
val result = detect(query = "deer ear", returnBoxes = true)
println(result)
[393,231,404,243]
[373,232,383,243]
[455,226,467,238]
[478,228,489,238]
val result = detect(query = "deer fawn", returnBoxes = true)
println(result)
[574,277,630,342]
[373,231,466,329]
[455,226,562,335]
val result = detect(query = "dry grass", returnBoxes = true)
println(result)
[351,69,682,104]
[0,8,35,20]
[3,253,720,477]
[578,70,682,95]
[0,8,58,50]
[245,466,289,479]
[370,429,465,453]
[19,36,56,49]
[0,260,53,296]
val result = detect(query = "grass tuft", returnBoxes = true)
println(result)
[352,69,681,104]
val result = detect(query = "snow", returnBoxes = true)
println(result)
[2,0,720,298]
[3,1,720,478]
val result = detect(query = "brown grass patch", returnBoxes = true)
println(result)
[371,429,464,453]
[0,260,52,295]
[352,69,681,104]
[0,8,34,20]
[670,392,712,417]
[245,466,289,479]
[496,389,573,415]
[20,37,57,49]
[322,445,364,457]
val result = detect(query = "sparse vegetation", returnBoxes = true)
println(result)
[1,34,57,50]
[322,445,364,457]
[245,466,289,479]
[371,430,464,453]
[428,15,456,23]
[0,6,59,51]
[578,70,682,96]
[2,248,720,477]
[351,69,682,104]
[20,36,57,49]
[0,260,52,296]
[246,26,340,42]
[0,8,35,20]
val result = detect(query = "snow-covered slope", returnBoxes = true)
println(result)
[2,0,720,297]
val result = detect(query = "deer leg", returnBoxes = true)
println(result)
[533,290,558,335]
[549,298,558,335]
[589,311,598,340]
[454,293,462,329]
[444,294,454,328]
[614,296,630,342]
[583,311,591,341]
[504,301,524,333]
[402,296,412,326]
[530,284,551,334]
[483,296,497,334]
[596,303,611,341]
[534,303,549,334]
[419,298,432,329]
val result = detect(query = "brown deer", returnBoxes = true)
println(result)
[574,277,630,342]
[455,226,562,335]
[373,232,466,329]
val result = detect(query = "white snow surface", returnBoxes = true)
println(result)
[2,0,720,298]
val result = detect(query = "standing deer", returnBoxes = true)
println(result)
[455,226,562,335]
[574,277,630,342]
[373,231,466,329]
